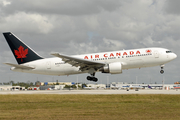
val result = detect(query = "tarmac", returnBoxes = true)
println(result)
[0,89,180,95]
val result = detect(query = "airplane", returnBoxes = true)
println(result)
[111,84,125,90]
[82,85,95,90]
[121,85,130,89]
[129,85,144,89]
[110,84,121,90]
[122,85,144,90]
[2,32,177,82]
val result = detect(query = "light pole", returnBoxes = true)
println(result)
[107,76,109,85]
[107,76,109,89]
[77,76,78,90]
[162,76,164,90]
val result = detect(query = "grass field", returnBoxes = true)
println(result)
[0,94,180,120]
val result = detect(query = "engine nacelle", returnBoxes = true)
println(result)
[101,62,122,74]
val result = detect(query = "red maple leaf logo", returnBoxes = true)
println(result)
[14,46,28,62]
[146,50,152,53]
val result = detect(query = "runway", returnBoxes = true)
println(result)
[0,89,180,94]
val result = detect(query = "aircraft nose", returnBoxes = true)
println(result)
[172,53,177,59]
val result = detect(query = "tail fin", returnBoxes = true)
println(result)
[3,32,43,64]
[148,85,152,89]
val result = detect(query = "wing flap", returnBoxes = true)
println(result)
[51,53,105,65]
[4,63,35,69]
[51,53,105,71]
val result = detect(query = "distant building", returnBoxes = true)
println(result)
[86,84,106,89]
[39,85,65,90]
[12,86,25,90]
[0,85,12,91]
[110,82,176,90]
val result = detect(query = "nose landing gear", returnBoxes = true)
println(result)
[160,65,164,74]
[160,69,164,74]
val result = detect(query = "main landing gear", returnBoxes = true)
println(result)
[87,72,98,82]
[87,76,98,82]
[160,65,164,74]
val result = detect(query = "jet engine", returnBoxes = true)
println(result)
[100,62,122,74]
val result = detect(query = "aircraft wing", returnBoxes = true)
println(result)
[51,53,105,71]
[4,63,35,69]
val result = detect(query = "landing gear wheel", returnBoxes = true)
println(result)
[87,76,91,80]
[160,65,165,74]
[86,76,98,82]
[92,77,98,82]
[160,70,164,74]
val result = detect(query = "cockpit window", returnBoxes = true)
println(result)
[166,51,172,53]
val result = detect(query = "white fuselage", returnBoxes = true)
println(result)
[11,47,177,76]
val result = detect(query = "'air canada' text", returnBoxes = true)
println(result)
[84,50,142,59]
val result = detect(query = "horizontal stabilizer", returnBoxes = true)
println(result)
[4,63,35,69]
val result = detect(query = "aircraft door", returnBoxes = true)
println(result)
[46,61,51,69]
[154,51,159,58]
